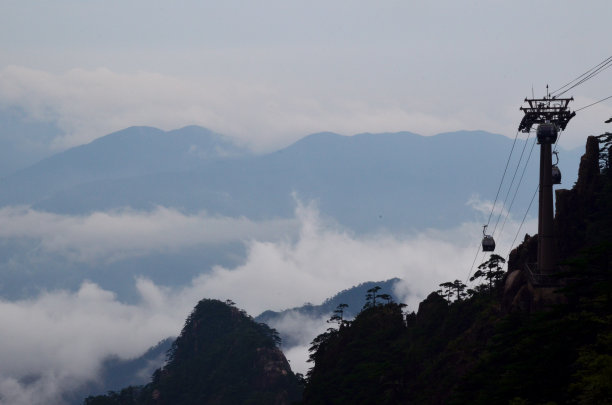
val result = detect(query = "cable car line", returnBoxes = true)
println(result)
[491,130,533,238]
[551,55,612,98]
[575,94,612,112]
[498,134,538,238]
[550,55,612,95]
[485,129,521,228]
[466,243,482,282]
[466,129,520,282]
[506,184,539,263]
[554,62,612,98]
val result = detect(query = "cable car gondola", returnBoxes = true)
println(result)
[552,151,562,184]
[482,225,495,252]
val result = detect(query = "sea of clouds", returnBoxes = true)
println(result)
[0,199,535,404]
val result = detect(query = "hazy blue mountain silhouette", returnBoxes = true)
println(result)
[257,278,402,323]
[68,338,173,405]
[0,125,248,206]
[0,126,581,232]
[0,106,62,176]
[256,278,402,347]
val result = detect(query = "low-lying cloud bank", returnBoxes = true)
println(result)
[0,206,298,263]
[0,200,535,404]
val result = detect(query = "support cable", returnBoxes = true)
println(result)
[492,130,533,237]
[485,130,520,227]
[506,184,539,263]
[498,133,538,238]
[554,62,612,98]
[466,243,482,282]
[575,94,612,112]
[466,129,520,282]
[550,55,612,95]
[552,55,612,98]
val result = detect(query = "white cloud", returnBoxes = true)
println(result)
[0,206,297,263]
[0,199,536,403]
[116,198,535,315]
[0,65,523,154]
[0,280,185,405]
[264,311,333,376]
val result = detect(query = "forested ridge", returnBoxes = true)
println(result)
[301,133,612,404]
[84,299,302,405]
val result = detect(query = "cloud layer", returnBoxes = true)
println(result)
[0,199,535,403]
[0,205,297,263]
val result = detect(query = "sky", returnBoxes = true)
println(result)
[0,1,611,403]
[1,0,611,153]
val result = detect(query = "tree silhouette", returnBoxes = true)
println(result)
[439,280,467,302]
[328,303,349,327]
[438,282,454,303]
[379,293,393,304]
[451,279,468,301]
[364,286,382,308]
[470,254,506,291]
[596,132,612,174]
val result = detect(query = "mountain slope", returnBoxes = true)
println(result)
[84,299,302,405]
[1,127,582,232]
[0,125,248,206]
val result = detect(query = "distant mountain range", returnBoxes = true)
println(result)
[0,125,582,232]
[0,125,584,300]
[0,125,248,208]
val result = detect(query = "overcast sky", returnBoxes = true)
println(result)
[1,0,610,152]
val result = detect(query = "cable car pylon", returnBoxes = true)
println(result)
[519,90,575,277]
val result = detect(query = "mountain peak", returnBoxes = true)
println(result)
[85,299,303,404]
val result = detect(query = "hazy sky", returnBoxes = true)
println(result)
[1,0,611,152]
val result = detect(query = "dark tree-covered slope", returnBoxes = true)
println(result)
[84,299,302,405]
[302,135,612,405]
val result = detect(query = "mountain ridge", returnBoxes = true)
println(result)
[0,126,582,232]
